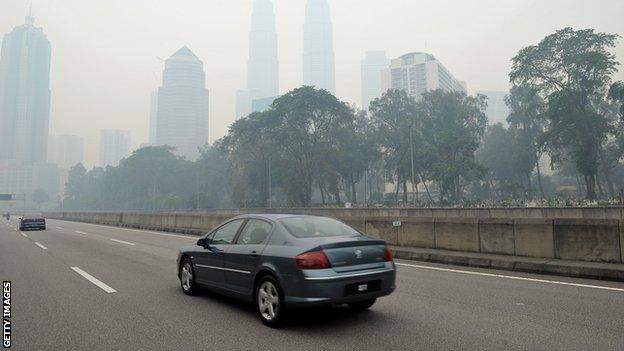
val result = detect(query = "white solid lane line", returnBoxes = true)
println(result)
[71,267,116,293]
[110,238,136,246]
[34,242,48,250]
[70,222,197,240]
[395,262,624,293]
[20,232,27,237]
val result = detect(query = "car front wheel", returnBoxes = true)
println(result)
[255,276,286,327]
[179,259,197,295]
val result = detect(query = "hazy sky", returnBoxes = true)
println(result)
[2,0,624,167]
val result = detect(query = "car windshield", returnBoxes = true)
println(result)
[279,216,360,238]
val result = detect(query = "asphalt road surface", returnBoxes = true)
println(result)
[1,218,624,351]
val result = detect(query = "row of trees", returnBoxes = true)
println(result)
[63,27,624,210]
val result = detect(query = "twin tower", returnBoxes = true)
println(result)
[237,0,335,118]
[154,0,335,160]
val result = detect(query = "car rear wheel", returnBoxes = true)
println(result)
[347,298,376,312]
[256,276,285,327]
[179,259,197,295]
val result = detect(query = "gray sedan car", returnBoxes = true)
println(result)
[177,214,396,326]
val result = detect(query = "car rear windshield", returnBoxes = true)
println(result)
[279,216,360,238]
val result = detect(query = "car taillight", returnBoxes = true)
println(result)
[296,250,331,270]
[384,245,394,261]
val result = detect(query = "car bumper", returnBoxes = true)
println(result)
[20,225,46,230]
[281,263,396,307]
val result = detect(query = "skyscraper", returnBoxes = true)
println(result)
[303,0,335,94]
[361,51,389,110]
[381,52,466,100]
[0,13,51,163]
[156,46,209,159]
[148,90,158,145]
[249,0,279,100]
[100,130,130,167]
[476,90,510,126]
[236,0,279,119]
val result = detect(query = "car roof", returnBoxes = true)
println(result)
[234,213,322,221]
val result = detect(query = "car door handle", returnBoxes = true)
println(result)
[250,251,258,257]
[218,249,224,255]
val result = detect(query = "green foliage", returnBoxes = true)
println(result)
[420,90,488,203]
[510,27,620,199]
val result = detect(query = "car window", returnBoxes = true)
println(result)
[279,216,360,238]
[236,219,272,245]
[211,219,244,244]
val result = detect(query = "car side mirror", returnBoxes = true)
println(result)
[197,238,207,247]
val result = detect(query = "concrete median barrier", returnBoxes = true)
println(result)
[45,208,624,268]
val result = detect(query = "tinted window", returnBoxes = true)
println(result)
[211,219,244,244]
[237,219,272,244]
[279,216,360,238]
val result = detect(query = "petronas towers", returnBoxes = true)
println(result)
[237,0,335,119]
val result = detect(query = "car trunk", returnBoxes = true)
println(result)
[318,237,387,272]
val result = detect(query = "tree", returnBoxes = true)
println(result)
[505,85,547,199]
[370,89,422,204]
[510,27,620,199]
[270,86,355,206]
[64,163,87,210]
[332,110,379,203]
[477,124,520,199]
[420,90,488,203]
[609,81,624,116]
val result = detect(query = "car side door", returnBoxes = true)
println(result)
[223,219,274,295]
[193,219,245,288]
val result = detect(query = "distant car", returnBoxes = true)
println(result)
[3,212,9,221]
[177,214,396,327]
[19,215,46,231]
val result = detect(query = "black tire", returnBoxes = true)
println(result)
[255,275,287,327]
[347,298,376,312]
[179,258,198,295]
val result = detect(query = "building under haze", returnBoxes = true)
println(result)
[236,0,279,119]
[0,13,51,163]
[148,90,158,145]
[156,46,209,159]
[381,52,466,100]
[48,134,84,170]
[477,90,510,126]
[100,130,131,167]
[361,51,390,110]
[303,0,335,94]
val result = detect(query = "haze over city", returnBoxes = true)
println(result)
[1,0,623,167]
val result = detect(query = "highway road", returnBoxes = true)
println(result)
[1,218,624,351]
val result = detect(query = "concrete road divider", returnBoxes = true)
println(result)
[45,208,624,268]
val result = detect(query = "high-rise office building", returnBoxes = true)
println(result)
[381,52,466,100]
[100,130,131,167]
[476,90,510,126]
[148,90,158,145]
[156,46,209,159]
[0,13,51,163]
[303,0,335,93]
[48,134,84,169]
[236,0,279,119]
[361,51,389,110]
[249,0,279,100]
